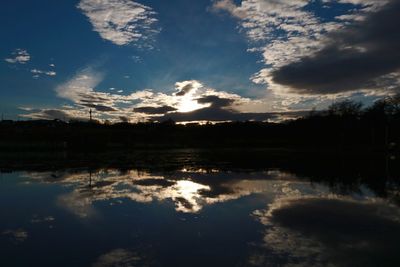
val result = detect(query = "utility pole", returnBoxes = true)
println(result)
[89,109,92,122]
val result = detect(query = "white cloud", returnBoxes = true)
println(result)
[77,0,160,46]
[55,67,104,102]
[4,49,31,64]
[31,69,57,77]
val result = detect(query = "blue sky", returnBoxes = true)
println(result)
[1,0,398,122]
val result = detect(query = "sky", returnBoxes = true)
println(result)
[1,0,399,122]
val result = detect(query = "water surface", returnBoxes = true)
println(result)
[1,158,399,267]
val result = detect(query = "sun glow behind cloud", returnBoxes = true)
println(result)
[175,80,210,112]
[21,70,272,122]
[177,95,209,113]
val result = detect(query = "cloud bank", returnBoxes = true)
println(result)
[271,0,400,95]
[211,0,397,109]
[22,68,295,122]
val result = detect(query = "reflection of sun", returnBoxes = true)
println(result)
[175,180,210,199]
[171,180,210,212]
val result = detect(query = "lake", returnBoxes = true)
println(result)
[1,151,399,266]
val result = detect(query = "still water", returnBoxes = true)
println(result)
[1,160,399,266]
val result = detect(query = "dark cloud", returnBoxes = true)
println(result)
[81,103,117,112]
[271,0,400,94]
[41,110,73,120]
[78,93,110,103]
[197,95,235,108]
[119,116,130,123]
[154,96,306,122]
[159,107,264,122]
[176,83,195,96]
[20,109,83,121]
[77,94,117,112]
[134,105,177,114]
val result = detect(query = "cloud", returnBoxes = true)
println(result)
[211,0,396,109]
[157,107,272,122]
[22,71,303,122]
[197,95,235,108]
[212,0,387,70]
[31,69,57,77]
[210,0,247,19]
[157,107,304,123]
[154,95,306,122]
[19,107,87,121]
[271,0,400,95]
[56,67,104,103]
[133,105,177,114]
[175,80,202,96]
[77,0,160,46]
[4,49,30,64]
[80,103,118,112]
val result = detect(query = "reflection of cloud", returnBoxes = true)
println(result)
[23,169,297,216]
[251,196,400,266]
[30,215,55,224]
[2,229,28,243]
[58,190,98,218]
[92,249,141,267]
[77,0,160,47]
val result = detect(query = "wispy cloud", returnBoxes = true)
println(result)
[31,69,57,77]
[4,49,31,64]
[77,0,160,47]
[19,107,86,121]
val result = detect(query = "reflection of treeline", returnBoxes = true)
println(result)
[1,97,399,151]
[0,149,398,203]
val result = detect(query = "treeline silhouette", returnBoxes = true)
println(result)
[1,96,399,152]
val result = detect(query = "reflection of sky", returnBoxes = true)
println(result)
[7,168,400,266]
[24,169,299,215]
